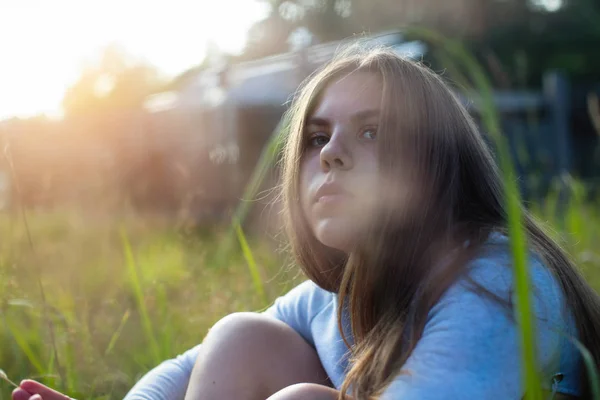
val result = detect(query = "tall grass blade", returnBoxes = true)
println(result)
[233,116,288,225]
[5,316,45,374]
[0,369,19,388]
[235,223,268,305]
[46,347,55,382]
[120,228,161,365]
[104,309,131,356]
[570,336,600,399]
[3,144,65,387]
[406,27,543,399]
[214,116,289,267]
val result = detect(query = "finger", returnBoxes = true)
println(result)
[30,395,42,400]
[12,388,32,400]
[19,380,72,400]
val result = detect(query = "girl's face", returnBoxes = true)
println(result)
[300,71,386,253]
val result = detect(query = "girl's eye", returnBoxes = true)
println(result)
[308,133,329,148]
[360,127,377,140]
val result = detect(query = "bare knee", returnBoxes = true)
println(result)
[267,383,340,400]
[203,312,330,389]
[204,312,290,355]
[204,311,322,366]
[205,312,267,342]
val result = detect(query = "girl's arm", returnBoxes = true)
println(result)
[124,280,326,400]
[123,345,201,400]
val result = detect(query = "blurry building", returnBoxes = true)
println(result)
[142,31,426,225]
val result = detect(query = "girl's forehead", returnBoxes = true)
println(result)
[309,71,383,119]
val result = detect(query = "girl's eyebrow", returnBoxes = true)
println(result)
[352,109,381,122]
[305,117,329,127]
[307,109,381,126]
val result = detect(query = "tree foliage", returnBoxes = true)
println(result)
[235,0,600,86]
[62,45,165,117]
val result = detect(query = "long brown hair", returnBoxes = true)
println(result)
[280,45,600,399]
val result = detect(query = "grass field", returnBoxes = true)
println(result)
[0,188,598,399]
[0,211,303,399]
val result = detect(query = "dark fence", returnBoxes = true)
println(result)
[463,71,600,201]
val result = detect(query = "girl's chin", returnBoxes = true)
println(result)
[313,218,359,253]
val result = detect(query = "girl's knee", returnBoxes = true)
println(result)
[204,312,330,391]
[208,312,265,334]
[206,312,286,345]
[203,312,305,362]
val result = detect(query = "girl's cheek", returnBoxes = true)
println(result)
[299,162,315,196]
[301,154,320,177]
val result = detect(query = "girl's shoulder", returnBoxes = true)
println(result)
[443,232,568,326]
[435,232,582,396]
[461,232,564,314]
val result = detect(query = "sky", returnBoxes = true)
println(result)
[0,0,270,120]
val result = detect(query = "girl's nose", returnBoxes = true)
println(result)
[320,134,353,171]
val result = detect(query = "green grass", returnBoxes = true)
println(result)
[0,196,598,399]
[0,212,302,399]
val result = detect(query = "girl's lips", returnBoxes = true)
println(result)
[317,193,349,204]
[314,182,352,203]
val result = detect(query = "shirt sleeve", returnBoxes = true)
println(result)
[379,254,569,400]
[123,344,201,400]
[122,280,328,400]
[262,280,333,346]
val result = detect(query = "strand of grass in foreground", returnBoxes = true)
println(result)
[104,309,131,356]
[82,309,132,398]
[232,116,288,226]
[572,336,600,399]
[1,368,19,388]
[213,116,288,268]
[235,222,268,305]
[3,144,66,388]
[5,315,45,374]
[452,40,541,399]
[456,42,542,400]
[405,27,543,400]
[552,328,600,400]
[120,228,161,365]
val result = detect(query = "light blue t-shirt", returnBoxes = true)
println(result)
[123,234,582,399]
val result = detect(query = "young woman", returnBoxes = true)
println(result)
[13,46,600,400]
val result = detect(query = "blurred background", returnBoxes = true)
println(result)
[1,0,599,220]
[0,0,599,398]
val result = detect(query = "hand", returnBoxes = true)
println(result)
[12,380,72,400]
